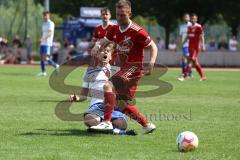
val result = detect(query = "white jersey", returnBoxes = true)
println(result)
[82,65,119,106]
[41,19,55,46]
[179,22,192,48]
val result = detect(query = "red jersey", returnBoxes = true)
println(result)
[93,23,115,41]
[105,21,152,64]
[187,23,203,50]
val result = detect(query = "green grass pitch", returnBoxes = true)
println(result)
[0,66,239,160]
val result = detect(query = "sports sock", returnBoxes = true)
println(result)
[122,105,148,127]
[184,65,191,78]
[41,60,46,72]
[103,92,116,121]
[48,58,57,68]
[182,61,186,74]
[196,64,204,78]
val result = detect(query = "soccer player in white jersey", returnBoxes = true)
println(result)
[69,43,136,135]
[178,13,192,78]
[38,11,59,76]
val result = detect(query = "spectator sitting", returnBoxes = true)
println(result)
[156,37,165,50]
[218,39,228,50]
[12,34,22,48]
[63,38,70,49]
[207,39,217,51]
[0,37,22,64]
[229,36,238,51]
[24,35,33,64]
[78,39,90,54]
[168,40,177,52]
[52,38,61,63]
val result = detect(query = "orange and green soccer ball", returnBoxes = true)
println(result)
[176,131,199,152]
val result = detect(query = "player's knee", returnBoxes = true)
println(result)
[112,118,127,130]
[84,114,101,127]
[103,82,113,92]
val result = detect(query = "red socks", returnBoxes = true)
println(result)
[122,105,148,127]
[103,92,116,121]
[196,64,204,78]
[184,65,191,78]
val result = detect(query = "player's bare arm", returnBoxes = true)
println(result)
[201,34,206,52]
[182,36,189,48]
[145,41,158,75]
[41,29,52,42]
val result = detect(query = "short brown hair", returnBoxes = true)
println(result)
[103,42,115,54]
[115,0,131,11]
[101,7,110,14]
[42,11,50,15]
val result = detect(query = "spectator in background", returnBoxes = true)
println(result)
[207,39,217,51]
[78,38,89,53]
[63,38,70,49]
[229,36,238,51]
[168,40,177,51]
[52,38,61,63]
[12,34,22,48]
[218,39,228,50]
[12,34,22,64]
[156,37,165,50]
[25,35,33,64]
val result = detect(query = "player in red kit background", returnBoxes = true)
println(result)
[88,7,116,66]
[90,0,158,134]
[91,7,115,43]
[178,13,206,82]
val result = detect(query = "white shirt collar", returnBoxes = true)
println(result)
[119,20,132,33]
[102,22,111,29]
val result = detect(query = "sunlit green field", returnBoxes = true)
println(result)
[0,65,239,160]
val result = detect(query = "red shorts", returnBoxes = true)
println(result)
[110,64,143,101]
[189,48,199,61]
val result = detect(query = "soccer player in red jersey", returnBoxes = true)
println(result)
[89,7,116,65]
[90,0,158,134]
[91,7,115,44]
[178,13,206,82]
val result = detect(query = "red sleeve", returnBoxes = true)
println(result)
[93,27,99,40]
[198,26,203,35]
[136,29,152,47]
[187,26,191,36]
[105,26,115,41]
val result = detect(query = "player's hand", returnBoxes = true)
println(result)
[91,42,101,57]
[202,46,206,53]
[69,94,80,102]
[144,62,154,76]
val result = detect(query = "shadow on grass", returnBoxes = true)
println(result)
[18,128,106,137]
[35,100,67,103]
[0,72,36,77]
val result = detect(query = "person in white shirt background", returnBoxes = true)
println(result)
[178,13,193,78]
[228,36,238,52]
[38,11,59,76]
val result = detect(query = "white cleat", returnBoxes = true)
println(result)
[177,76,185,81]
[55,64,60,69]
[37,72,47,76]
[142,123,156,134]
[90,121,113,131]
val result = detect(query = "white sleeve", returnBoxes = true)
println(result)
[82,81,89,88]
[49,22,54,32]
[82,71,89,88]
[179,26,183,36]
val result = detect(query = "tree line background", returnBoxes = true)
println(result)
[0,0,239,50]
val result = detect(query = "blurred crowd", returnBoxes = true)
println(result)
[156,36,239,52]
[0,34,239,65]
